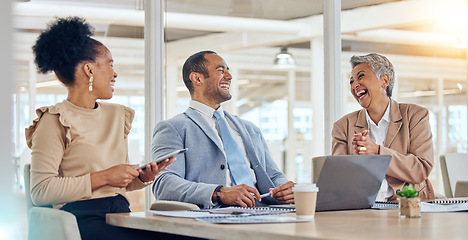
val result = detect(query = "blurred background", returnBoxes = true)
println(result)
[3,0,467,238]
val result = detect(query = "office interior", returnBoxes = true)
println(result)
[1,0,467,239]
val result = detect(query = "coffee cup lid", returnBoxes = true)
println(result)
[292,184,319,192]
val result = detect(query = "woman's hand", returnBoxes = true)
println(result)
[91,164,139,191]
[137,157,176,182]
[90,157,175,192]
[352,130,380,155]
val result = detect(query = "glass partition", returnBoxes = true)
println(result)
[164,0,321,182]
[340,0,468,193]
[10,0,468,211]
[12,1,147,211]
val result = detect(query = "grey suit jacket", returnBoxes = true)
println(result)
[151,107,288,208]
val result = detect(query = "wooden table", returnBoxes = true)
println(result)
[107,209,468,239]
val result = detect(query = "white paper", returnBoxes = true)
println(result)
[196,214,311,224]
[149,210,228,218]
[421,202,468,212]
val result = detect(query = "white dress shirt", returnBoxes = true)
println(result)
[189,100,257,187]
[365,101,393,201]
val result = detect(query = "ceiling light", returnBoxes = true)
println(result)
[274,47,295,67]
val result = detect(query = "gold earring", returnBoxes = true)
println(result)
[88,76,93,91]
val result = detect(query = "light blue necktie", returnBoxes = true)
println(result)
[213,110,254,188]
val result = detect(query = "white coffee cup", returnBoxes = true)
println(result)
[292,184,319,219]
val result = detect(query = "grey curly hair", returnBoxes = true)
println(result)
[350,53,395,97]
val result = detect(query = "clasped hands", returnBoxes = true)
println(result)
[214,181,295,207]
[352,130,380,155]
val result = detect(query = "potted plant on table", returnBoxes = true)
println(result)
[396,185,421,218]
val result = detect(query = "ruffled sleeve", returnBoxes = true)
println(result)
[26,102,93,207]
[25,103,72,149]
[122,105,135,138]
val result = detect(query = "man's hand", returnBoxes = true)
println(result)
[352,130,379,155]
[215,184,261,207]
[270,181,295,204]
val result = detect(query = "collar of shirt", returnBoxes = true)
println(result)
[189,100,220,118]
[189,100,225,129]
[365,101,391,145]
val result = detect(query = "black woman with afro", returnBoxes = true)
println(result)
[26,16,200,240]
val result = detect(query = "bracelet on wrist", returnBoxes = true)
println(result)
[139,176,154,185]
[216,185,223,205]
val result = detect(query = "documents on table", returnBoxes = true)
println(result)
[196,214,309,224]
[371,199,468,212]
[149,206,310,224]
[149,210,223,218]
[421,202,468,212]
[150,206,294,218]
[208,206,294,215]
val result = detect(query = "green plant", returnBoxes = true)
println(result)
[396,184,420,198]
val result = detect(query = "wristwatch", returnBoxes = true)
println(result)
[216,185,223,205]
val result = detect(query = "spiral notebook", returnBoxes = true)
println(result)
[371,198,468,210]
[192,206,300,224]
[428,198,468,205]
[372,201,398,209]
[195,214,309,224]
[150,206,294,219]
[207,206,295,215]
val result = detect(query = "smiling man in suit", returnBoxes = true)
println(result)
[151,50,294,209]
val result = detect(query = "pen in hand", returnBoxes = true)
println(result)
[260,192,271,198]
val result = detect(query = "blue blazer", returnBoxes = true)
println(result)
[151,107,288,208]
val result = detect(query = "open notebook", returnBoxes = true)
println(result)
[372,197,468,210]
[315,155,392,211]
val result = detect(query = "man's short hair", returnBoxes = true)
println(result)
[182,50,217,94]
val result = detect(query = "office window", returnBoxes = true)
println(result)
[11,0,467,204]
[448,105,468,152]
[162,0,468,185]
[340,0,468,193]
[165,0,324,180]
[13,1,147,211]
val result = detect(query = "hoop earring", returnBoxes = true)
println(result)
[88,77,93,92]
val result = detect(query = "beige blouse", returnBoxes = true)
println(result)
[26,100,148,208]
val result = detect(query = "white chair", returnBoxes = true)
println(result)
[24,164,81,240]
[311,156,327,183]
[440,153,468,198]
[150,200,200,211]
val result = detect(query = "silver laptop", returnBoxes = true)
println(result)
[315,155,391,211]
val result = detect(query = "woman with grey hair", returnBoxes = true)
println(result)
[332,53,435,201]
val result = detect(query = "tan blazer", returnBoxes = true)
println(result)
[332,99,435,201]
